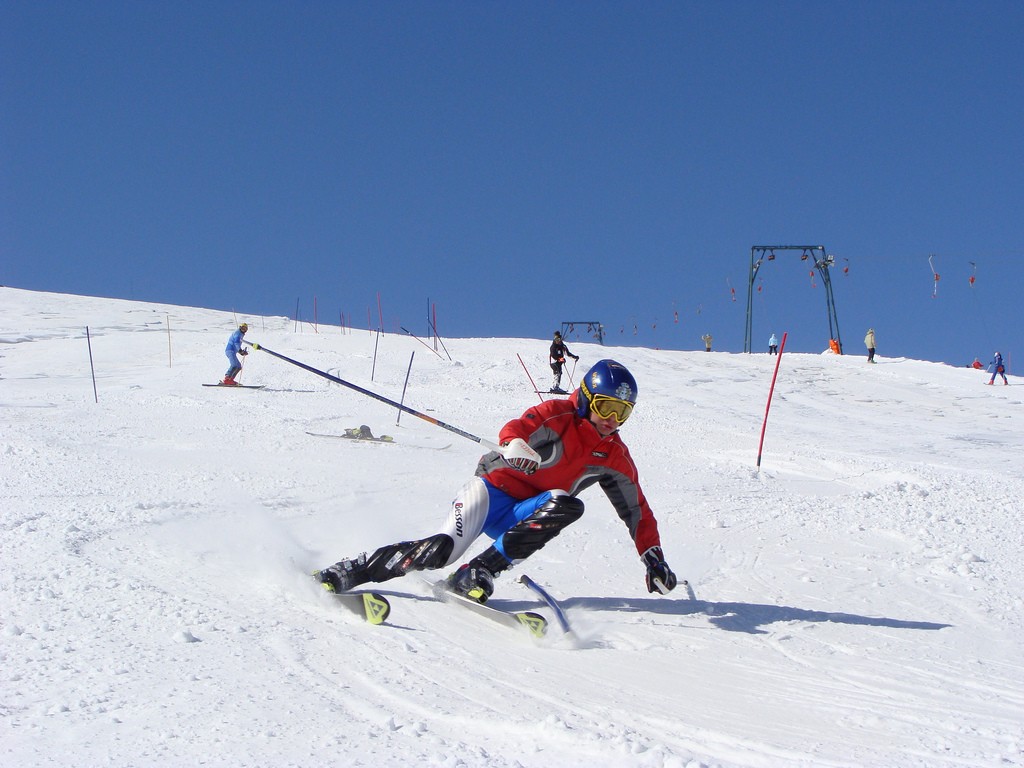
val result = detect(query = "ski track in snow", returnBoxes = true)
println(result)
[1,287,1023,767]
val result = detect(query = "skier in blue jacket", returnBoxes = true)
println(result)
[986,352,1008,385]
[222,324,249,385]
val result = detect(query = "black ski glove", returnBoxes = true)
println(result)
[642,546,677,594]
[239,348,248,356]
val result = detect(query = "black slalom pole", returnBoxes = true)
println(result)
[247,341,500,450]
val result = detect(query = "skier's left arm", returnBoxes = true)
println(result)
[599,456,678,594]
[641,545,678,595]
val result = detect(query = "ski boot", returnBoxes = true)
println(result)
[447,563,495,604]
[314,553,369,593]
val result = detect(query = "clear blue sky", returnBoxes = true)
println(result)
[3,1,1021,367]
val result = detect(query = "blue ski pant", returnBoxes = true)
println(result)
[436,477,565,565]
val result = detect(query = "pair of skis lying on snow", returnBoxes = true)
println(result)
[326,574,694,638]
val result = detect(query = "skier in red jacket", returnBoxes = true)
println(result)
[315,359,678,602]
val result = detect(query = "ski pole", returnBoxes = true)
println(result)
[400,326,444,359]
[246,341,501,451]
[516,353,544,403]
[756,331,787,469]
[518,575,573,635]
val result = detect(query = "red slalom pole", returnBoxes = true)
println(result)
[756,331,787,469]
[517,353,544,403]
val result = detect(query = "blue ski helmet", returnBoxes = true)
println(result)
[576,359,638,420]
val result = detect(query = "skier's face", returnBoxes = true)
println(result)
[589,410,620,437]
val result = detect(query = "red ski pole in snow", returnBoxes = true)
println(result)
[756,331,787,469]
[516,353,544,403]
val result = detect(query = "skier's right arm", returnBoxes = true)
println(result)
[500,437,541,474]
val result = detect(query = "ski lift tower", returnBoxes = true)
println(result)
[744,245,843,354]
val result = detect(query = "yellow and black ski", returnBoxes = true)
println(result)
[429,580,547,638]
[329,591,391,625]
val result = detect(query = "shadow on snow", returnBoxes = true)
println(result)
[378,588,951,636]
[560,595,952,635]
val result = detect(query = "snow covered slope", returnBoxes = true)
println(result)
[2,287,1022,767]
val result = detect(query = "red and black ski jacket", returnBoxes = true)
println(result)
[475,393,662,556]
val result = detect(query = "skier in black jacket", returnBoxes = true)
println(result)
[548,331,579,394]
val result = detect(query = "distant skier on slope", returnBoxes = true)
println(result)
[315,359,679,602]
[548,330,579,394]
[864,328,877,364]
[222,323,248,385]
[986,352,1008,385]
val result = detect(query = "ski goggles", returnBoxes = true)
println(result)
[588,394,634,423]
